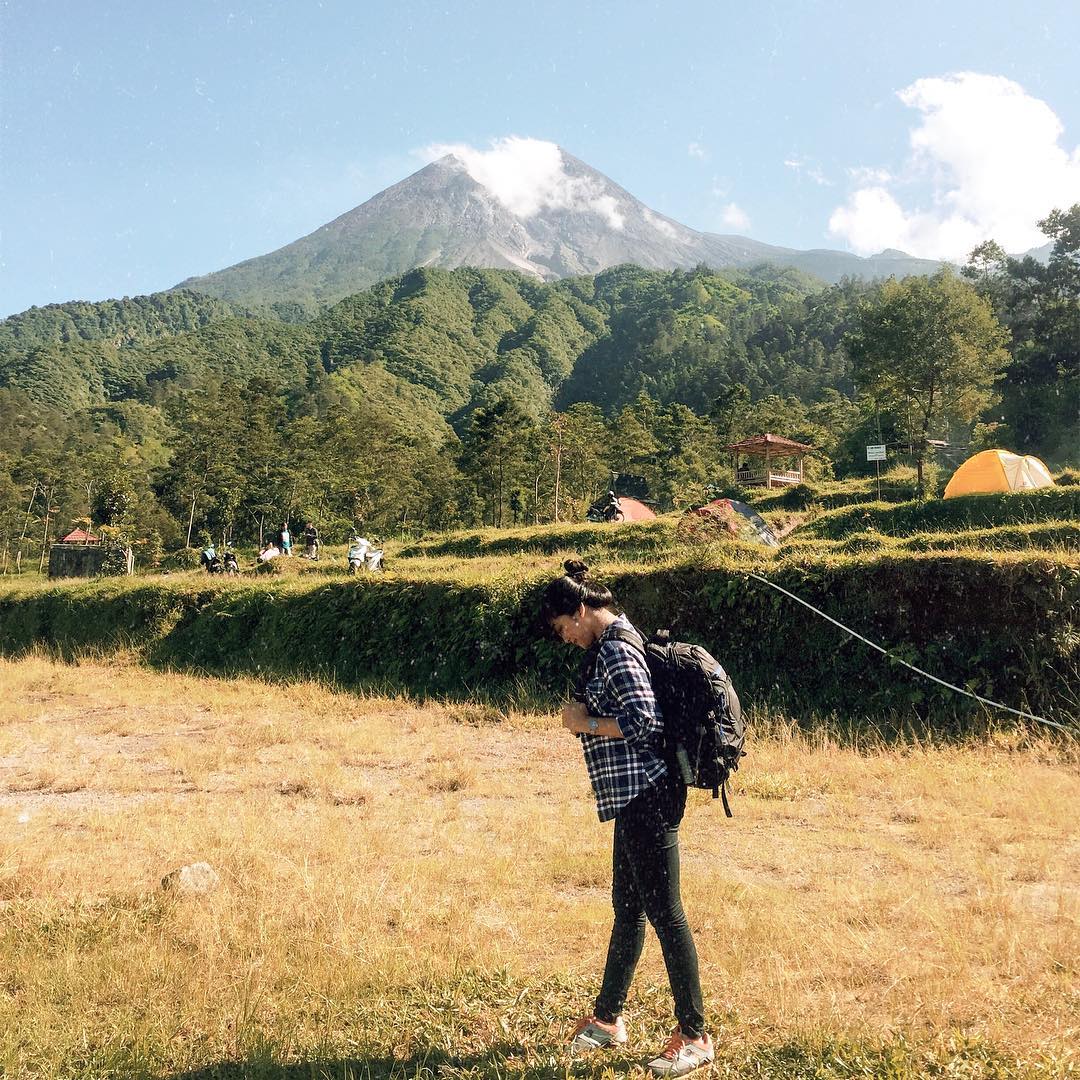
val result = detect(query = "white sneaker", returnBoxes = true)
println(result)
[647,1027,714,1076]
[568,1014,628,1052]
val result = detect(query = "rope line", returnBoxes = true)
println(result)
[745,572,1077,736]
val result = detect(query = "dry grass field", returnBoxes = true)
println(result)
[0,654,1077,1079]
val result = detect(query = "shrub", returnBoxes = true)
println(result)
[0,550,1075,728]
[160,548,203,572]
[805,488,1080,540]
[398,520,679,560]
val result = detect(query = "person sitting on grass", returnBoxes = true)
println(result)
[540,559,714,1077]
[258,540,280,563]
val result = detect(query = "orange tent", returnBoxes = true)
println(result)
[943,449,1054,499]
[615,497,657,521]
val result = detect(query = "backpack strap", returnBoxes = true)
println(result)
[604,626,646,654]
[573,626,645,700]
[720,779,733,818]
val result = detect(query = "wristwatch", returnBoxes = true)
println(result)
[587,717,600,733]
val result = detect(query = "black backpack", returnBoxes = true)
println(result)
[603,627,746,816]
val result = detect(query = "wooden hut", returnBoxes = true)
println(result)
[723,433,813,489]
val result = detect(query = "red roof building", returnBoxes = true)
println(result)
[721,433,814,489]
[59,528,100,544]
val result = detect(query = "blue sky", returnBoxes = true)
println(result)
[2,0,1078,317]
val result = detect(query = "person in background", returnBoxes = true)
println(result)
[258,540,280,564]
[303,521,320,559]
[278,522,292,557]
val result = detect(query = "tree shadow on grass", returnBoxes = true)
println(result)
[163,1038,1039,1080]
[165,1042,588,1080]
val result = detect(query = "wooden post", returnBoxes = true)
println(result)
[38,506,51,573]
[186,488,198,548]
[18,483,37,570]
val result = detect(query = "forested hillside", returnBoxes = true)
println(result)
[0,206,1075,562]
[1,265,829,422]
[0,290,240,353]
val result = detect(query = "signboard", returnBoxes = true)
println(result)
[866,444,887,462]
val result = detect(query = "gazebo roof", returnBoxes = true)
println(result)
[59,528,99,543]
[722,432,814,455]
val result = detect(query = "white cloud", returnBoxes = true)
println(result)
[784,156,832,186]
[688,141,707,160]
[829,72,1080,259]
[848,166,892,185]
[720,202,751,231]
[423,136,625,229]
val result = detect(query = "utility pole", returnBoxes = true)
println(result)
[876,409,883,502]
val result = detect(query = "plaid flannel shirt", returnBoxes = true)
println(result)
[580,614,668,821]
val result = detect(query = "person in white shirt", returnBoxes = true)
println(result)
[258,542,280,563]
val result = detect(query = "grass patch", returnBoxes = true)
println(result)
[396,518,680,560]
[0,656,1077,1078]
[802,488,1080,540]
[2,475,1078,730]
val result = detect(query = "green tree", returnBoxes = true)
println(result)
[963,205,1080,462]
[846,271,1010,494]
[157,384,246,547]
[556,403,609,520]
[708,383,751,447]
[607,393,662,497]
[651,403,716,508]
[459,398,536,527]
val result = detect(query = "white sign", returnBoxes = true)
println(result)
[866,444,887,462]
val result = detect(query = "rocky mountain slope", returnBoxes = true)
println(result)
[177,150,943,309]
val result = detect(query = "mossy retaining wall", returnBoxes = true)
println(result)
[1,552,1076,727]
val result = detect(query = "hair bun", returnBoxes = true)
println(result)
[563,559,589,582]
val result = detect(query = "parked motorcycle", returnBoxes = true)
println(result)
[348,536,384,573]
[585,499,624,523]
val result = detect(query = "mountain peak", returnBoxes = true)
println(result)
[175,143,946,308]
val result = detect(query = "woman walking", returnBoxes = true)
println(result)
[540,560,714,1077]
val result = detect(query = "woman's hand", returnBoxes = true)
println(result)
[561,701,588,733]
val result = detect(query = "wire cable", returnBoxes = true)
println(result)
[745,572,1077,736]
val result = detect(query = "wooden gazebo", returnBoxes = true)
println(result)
[722,433,813,489]
[59,528,100,544]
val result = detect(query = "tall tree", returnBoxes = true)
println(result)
[846,271,1010,493]
[963,204,1080,461]
[459,398,535,527]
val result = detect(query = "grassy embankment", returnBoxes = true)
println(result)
[1,654,1077,1079]
[0,477,1076,728]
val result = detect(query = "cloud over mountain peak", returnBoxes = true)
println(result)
[424,136,625,229]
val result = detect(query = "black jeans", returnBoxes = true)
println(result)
[593,775,705,1038]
